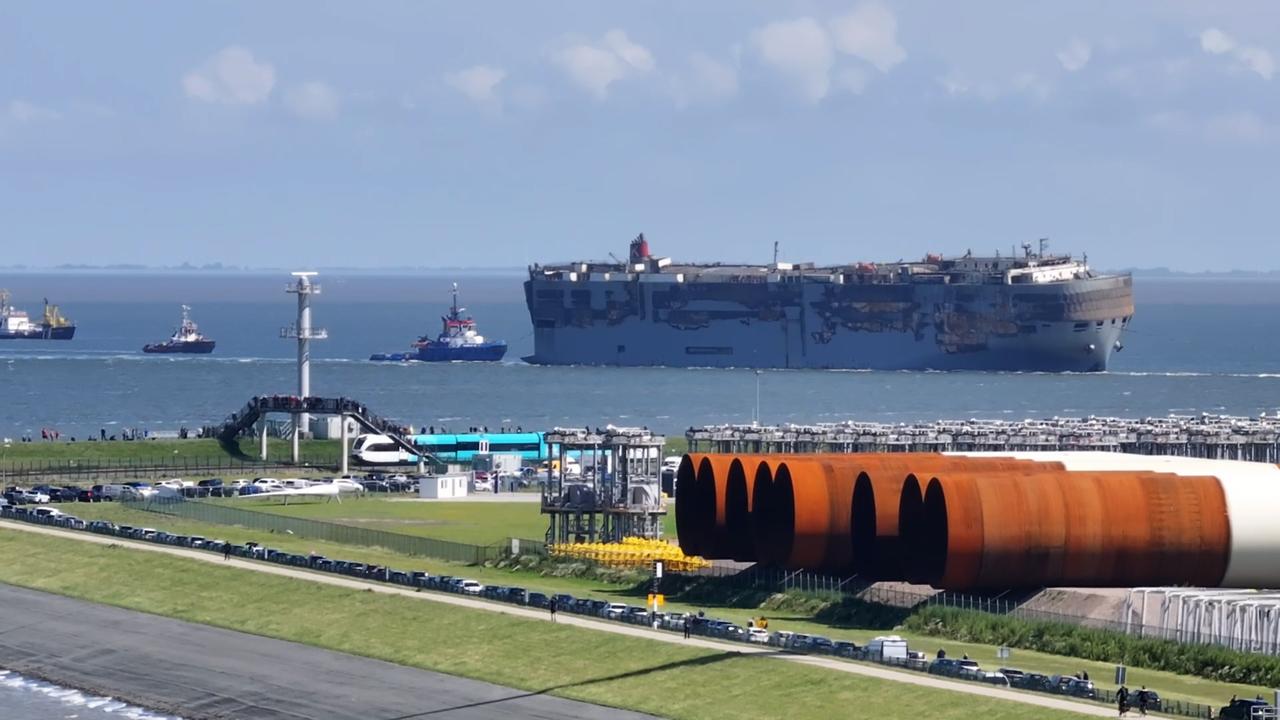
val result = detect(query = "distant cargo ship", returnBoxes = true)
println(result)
[0,291,75,340]
[370,284,507,362]
[524,235,1134,372]
[143,305,215,354]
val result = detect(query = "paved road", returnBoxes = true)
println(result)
[0,583,657,720]
[0,520,1115,717]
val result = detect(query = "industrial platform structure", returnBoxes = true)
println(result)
[540,426,667,545]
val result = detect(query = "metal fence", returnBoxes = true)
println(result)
[126,497,525,565]
[1,455,341,482]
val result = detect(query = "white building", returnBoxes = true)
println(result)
[419,474,468,499]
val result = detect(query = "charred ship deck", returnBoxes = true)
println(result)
[524,236,1133,372]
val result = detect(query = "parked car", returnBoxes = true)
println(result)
[748,627,771,644]
[999,668,1026,686]
[604,603,628,620]
[1048,675,1096,699]
[507,587,528,604]
[77,489,100,502]
[526,592,549,608]
[459,580,483,595]
[979,671,1010,687]
[1219,698,1272,720]
[722,624,747,641]
[809,636,835,654]
[833,641,861,658]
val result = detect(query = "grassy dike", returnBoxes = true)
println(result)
[0,527,1074,720]
[53,502,1271,707]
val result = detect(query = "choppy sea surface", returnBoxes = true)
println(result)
[1,670,182,720]
[1,272,1279,439]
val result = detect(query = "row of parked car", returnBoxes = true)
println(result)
[3,505,1242,719]
[1,473,423,505]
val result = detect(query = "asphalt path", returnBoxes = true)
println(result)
[0,520,1116,717]
[0,583,657,720]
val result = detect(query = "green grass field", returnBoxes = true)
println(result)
[228,495,678,544]
[46,502,1267,709]
[0,526,1083,720]
[0,437,340,468]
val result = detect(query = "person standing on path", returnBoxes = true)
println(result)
[683,614,692,639]
[1117,685,1129,717]
[548,597,557,623]
[223,543,232,561]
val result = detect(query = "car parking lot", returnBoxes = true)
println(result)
[0,505,1247,720]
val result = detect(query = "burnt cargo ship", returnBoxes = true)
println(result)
[523,236,1133,372]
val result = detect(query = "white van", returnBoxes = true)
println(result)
[865,635,909,662]
[98,484,138,501]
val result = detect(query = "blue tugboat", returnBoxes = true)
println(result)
[370,284,507,362]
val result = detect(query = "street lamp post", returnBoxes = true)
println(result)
[753,370,762,427]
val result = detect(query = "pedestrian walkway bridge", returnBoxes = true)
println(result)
[217,395,435,470]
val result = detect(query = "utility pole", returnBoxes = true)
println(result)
[754,370,762,426]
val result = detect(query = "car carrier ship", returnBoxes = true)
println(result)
[523,235,1134,372]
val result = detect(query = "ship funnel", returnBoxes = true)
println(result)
[629,233,651,261]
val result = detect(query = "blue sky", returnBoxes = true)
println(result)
[1,1,1277,270]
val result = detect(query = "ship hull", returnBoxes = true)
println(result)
[143,340,216,354]
[0,325,75,340]
[370,342,507,363]
[524,275,1132,372]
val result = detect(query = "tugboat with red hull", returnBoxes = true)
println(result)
[370,284,507,362]
[143,305,215,354]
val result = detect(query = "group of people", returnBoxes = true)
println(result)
[1116,685,1152,716]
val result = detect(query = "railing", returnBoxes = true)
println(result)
[124,497,544,565]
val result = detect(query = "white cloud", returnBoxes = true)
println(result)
[1200,28,1235,55]
[602,30,654,73]
[751,17,834,102]
[937,72,969,96]
[7,99,60,124]
[284,81,339,120]
[835,67,869,95]
[1236,47,1275,81]
[1199,28,1274,80]
[1057,38,1092,72]
[182,46,276,104]
[828,2,906,73]
[553,30,654,99]
[670,53,738,106]
[445,65,507,104]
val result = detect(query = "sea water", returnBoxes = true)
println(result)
[0,670,182,720]
[1,272,1278,439]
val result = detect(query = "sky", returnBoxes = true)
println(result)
[2,1,1278,271]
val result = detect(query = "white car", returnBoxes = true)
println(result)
[747,627,770,644]
[326,478,365,492]
[253,478,284,491]
[459,580,484,595]
[22,490,50,504]
[604,603,628,619]
[229,479,251,488]
[32,507,65,519]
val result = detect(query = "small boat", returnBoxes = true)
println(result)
[143,305,215,354]
[370,284,506,362]
[0,291,75,340]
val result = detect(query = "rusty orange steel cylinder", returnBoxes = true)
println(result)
[767,458,860,572]
[696,454,738,558]
[749,457,779,565]
[917,469,1232,589]
[675,453,704,557]
[849,455,1059,580]
[723,457,758,561]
